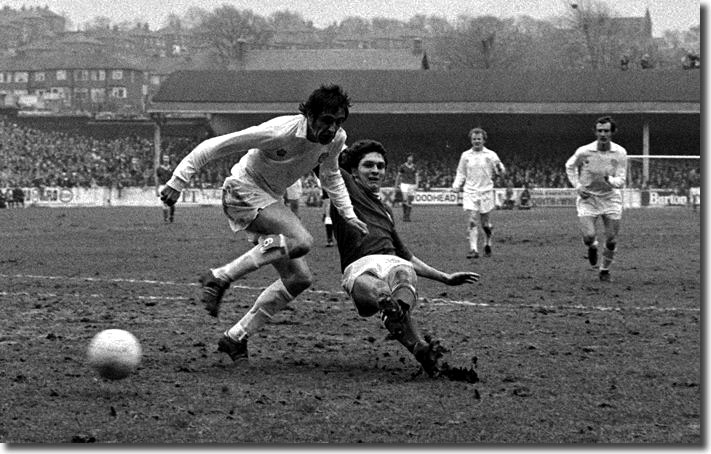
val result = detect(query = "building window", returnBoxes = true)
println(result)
[56,70,67,81]
[111,70,123,80]
[14,72,28,83]
[90,88,106,103]
[75,70,89,81]
[110,86,127,98]
[34,72,46,82]
[89,70,106,81]
[74,87,89,101]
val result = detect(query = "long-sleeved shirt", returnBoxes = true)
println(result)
[565,141,627,197]
[166,114,356,219]
[331,169,412,272]
[452,147,504,194]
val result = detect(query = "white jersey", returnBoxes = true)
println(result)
[565,141,627,197]
[452,147,504,194]
[167,114,355,219]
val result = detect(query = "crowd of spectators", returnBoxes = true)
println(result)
[0,121,204,191]
[0,121,700,196]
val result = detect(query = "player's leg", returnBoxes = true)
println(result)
[578,215,599,266]
[400,184,411,222]
[350,273,392,317]
[203,200,312,317]
[576,197,600,266]
[347,260,443,374]
[466,209,480,258]
[598,215,621,281]
[405,187,415,221]
[219,256,311,360]
[480,190,497,256]
[322,194,334,247]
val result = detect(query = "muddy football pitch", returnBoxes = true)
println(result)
[0,204,701,443]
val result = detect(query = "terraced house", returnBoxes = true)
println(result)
[0,51,149,115]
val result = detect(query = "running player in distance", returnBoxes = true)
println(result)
[452,127,505,259]
[565,115,627,282]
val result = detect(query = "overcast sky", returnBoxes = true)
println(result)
[5,0,701,36]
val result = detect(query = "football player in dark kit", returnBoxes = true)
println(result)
[331,139,480,380]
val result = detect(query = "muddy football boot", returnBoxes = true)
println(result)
[199,271,229,317]
[217,334,248,361]
[466,250,479,259]
[599,270,611,282]
[413,335,447,377]
[484,244,492,257]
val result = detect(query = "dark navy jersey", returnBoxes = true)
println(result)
[156,164,173,185]
[398,163,417,184]
[331,169,412,272]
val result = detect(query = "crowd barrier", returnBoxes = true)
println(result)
[0,186,699,209]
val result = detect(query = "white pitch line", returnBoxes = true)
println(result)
[0,273,337,295]
[0,273,700,313]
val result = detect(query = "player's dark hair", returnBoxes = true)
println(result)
[299,84,351,119]
[468,127,487,141]
[594,115,617,133]
[340,140,388,172]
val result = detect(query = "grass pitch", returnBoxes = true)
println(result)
[0,204,701,443]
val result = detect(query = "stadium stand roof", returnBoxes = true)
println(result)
[148,69,700,115]
[231,49,425,71]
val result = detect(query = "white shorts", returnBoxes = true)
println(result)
[285,180,303,200]
[462,190,495,214]
[399,183,417,200]
[341,254,418,308]
[222,177,281,232]
[577,192,623,220]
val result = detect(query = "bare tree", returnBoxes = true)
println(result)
[561,0,621,69]
[193,6,273,64]
[83,16,112,31]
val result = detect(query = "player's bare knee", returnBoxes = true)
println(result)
[351,279,386,317]
[354,299,379,317]
[282,270,313,296]
[287,231,314,258]
[583,235,596,246]
[387,267,418,311]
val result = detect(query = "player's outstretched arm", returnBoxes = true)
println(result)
[410,255,480,285]
[441,271,480,286]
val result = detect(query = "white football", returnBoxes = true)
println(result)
[87,329,142,380]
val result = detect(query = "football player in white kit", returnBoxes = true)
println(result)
[452,127,505,259]
[160,85,368,361]
[565,116,627,282]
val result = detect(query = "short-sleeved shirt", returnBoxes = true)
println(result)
[331,169,412,272]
